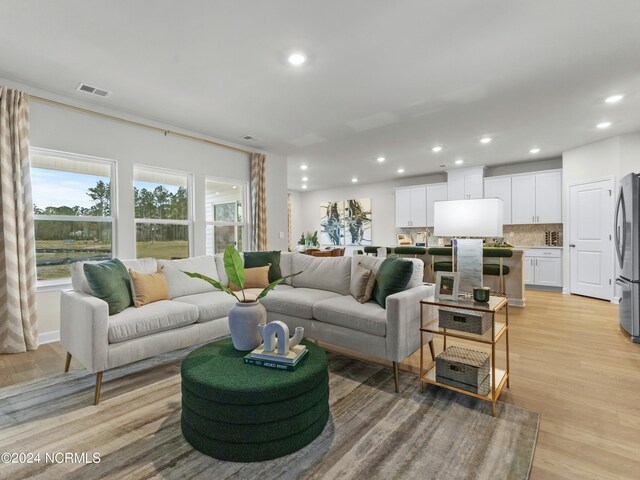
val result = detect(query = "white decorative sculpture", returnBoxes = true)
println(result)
[258,321,304,355]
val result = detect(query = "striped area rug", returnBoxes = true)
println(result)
[0,347,538,480]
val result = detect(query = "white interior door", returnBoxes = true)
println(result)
[569,179,614,300]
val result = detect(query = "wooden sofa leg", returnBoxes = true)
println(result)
[64,352,72,373]
[94,372,103,406]
[428,340,435,360]
[393,361,400,393]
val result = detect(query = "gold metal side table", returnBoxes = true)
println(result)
[419,295,510,416]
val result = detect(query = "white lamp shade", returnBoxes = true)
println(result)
[433,198,504,237]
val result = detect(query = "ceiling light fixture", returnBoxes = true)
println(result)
[377,157,386,163]
[397,168,405,174]
[215,192,220,195]
[597,122,612,129]
[432,146,443,153]
[529,148,541,154]
[300,165,308,170]
[302,184,308,189]
[605,94,624,104]
[455,159,464,165]
[480,137,492,144]
[288,53,306,66]
[302,176,308,182]
[351,177,358,183]
[232,185,237,189]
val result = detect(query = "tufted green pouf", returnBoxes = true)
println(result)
[180,338,329,462]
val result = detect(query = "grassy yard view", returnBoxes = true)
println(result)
[136,240,189,260]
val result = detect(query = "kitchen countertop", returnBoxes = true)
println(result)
[515,245,563,249]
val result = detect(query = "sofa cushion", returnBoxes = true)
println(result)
[244,251,282,283]
[242,284,294,302]
[258,288,342,319]
[372,257,414,308]
[158,256,219,299]
[351,255,424,289]
[129,267,170,307]
[84,259,133,315]
[291,254,351,295]
[173,291,237,323]
[313,295,387,337]
[280,252,294,285]
[350,263,376,304]
[72,257,157,295]
[230,265,271,291]
[108,300,199,343]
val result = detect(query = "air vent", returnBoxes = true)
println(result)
[241,135,261,142]
[76,83,112,98]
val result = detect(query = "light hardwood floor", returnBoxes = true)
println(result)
[1,289,639,479]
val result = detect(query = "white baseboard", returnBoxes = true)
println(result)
[39,330,60,345]
[612,296,621,304]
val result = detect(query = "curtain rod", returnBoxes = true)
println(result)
[29,95,255,156]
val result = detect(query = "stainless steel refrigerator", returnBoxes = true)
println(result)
[615,173,640,342]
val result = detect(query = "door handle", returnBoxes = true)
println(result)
[569,244,576,247]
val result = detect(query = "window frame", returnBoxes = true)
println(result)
[133,164,194,259]
[31,147,118,290]
[205,176,250,254]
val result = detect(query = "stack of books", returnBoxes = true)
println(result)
[244,344,308,372]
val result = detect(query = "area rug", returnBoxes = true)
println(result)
[0,346,538,480]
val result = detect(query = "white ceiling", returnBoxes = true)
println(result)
[1,1,640,191]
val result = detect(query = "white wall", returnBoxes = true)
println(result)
[1,77,288,339]
[561,132,640,296]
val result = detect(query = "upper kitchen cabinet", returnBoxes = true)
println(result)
[511,170,562,224]
[395,186,427,227]
[484,176,512,225]
[426,183,448,227]
[447,166,485,200]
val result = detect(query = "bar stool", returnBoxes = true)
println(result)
[393,246,427,258]
[363,246,393,256]
[483,248,513,294]
[426,247,453,283]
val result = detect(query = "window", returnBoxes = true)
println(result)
[134,166,192,259]
[31,149,115,283]
[206,178,247,254]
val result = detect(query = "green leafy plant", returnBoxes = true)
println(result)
[183,245,299,303]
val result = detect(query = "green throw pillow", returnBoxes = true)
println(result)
[372,257,414,309]
[244,251,282,283]
[84,259,133,315]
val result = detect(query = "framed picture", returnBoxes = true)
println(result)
[435,271,460,300]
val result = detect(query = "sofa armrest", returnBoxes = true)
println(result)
[385,284,435,362]
[60,291,109,373]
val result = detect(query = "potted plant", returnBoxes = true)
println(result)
[183,245,298,351]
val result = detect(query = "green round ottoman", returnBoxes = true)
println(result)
[180,338,329,462]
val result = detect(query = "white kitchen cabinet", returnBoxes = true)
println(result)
[426,183,448,227]
[484,176,512,225]
[395,186,427,227]
[524,248,563,287]
[511,170,562,224]
[446,166,485,200]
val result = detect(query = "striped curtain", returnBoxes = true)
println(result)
[250,153,268,251]
[0,87,38,353]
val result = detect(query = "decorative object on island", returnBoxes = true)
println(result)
[435,271,459,300]
[436,346,491,396]
[396,233,412,245]
[183,245,299,351]
[473,286,491,303]
[320,198,372,246]
[434,198,504,293]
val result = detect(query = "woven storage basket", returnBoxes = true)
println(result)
[438,307,492,335]
[435,346,491,396]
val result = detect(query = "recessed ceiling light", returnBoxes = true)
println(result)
[288,53,306,66]
[351,177,358,183]
[455,159,464,165]
[302,184,308,189]
[605,94,624,104]
[302,176,308,182]
[232,185,237,189]
[597,122,612,129]
[397,168,405,173]
[215,192,220,195]
[529,148,541,154]
[377,157,386,163]
[432,146,443,153]
[480,137,492,144]
[300,165,308,170]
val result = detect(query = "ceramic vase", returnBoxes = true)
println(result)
[228,301,266,351]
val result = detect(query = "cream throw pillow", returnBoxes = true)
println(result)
[350,262,376,304]
[129,267,170,307]
[230,264,271,291]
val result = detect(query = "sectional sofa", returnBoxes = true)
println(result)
[61,252,435,404]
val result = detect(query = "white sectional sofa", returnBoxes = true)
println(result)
[61,252,435,404]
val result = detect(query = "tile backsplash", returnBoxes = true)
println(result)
[501,223,563,247]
